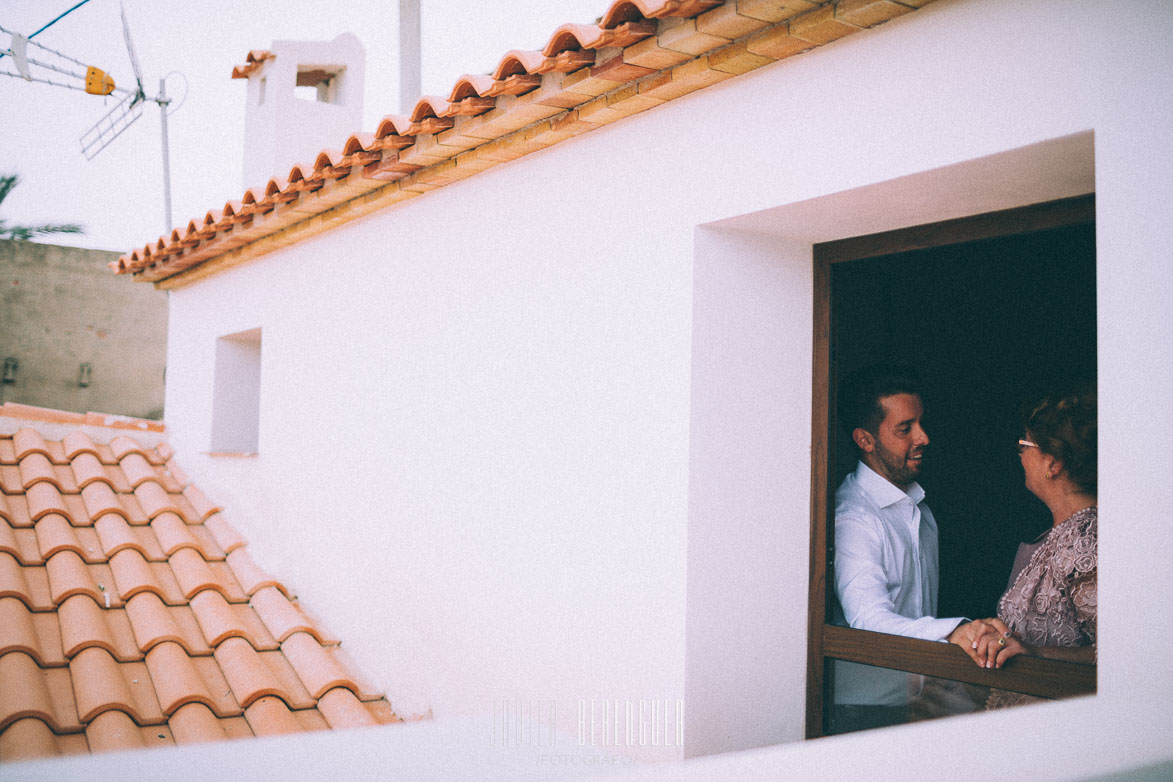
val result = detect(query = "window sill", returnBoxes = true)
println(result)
[822,625,1096,700]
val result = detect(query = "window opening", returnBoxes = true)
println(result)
[808,196,1097,736]
[210,328,262,453]
[295,66,342,103]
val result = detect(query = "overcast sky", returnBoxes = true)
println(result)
[0,0,602,253]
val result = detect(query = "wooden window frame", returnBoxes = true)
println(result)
[805,195,1098,739]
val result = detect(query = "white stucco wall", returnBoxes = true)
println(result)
[38,0,1170,778]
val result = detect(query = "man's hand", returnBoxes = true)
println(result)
[947,619,1006,667]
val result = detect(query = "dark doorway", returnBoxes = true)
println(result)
[830,220,1096,619]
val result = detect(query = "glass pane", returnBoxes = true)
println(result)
[826,659,989,735]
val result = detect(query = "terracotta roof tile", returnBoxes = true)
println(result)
[58,595,140,661]
[0,553,53,611]
[319,687,400,728]
[110,549,184,605]
[62,431,100,460]
[70,648,164,724]
[19,452,60,490]
[230,49,274,80]
[226,548,286,597]
[134,481,182,520]
[0,464,22,494]
[190,523,227,561]
[0,422,404,760]
[0,520,40,565]
[46,551,120,608]
[119,452,162,489]
[294,706,333,732]
[0,522,20,561]
[182,484,221,520]
[280,632,369,700]
[315,686,378,729]
[0,715,88,760]
[13,428,52,461]
[0,494,33,531]
[171,549,229,600]
[71,451,113,489]
[85,708,171,753]
[81,481,127,522]
[94,512,166,561]
[58,465,82,493]
[243,694,304,736]
[250,586,336,645]
[0,597,65,667]
[108,436,153,462]
[189,589,278,649]
[34,513,87,561]
[0,651,80,732]
[203,514,247,554]
[167,701,234,744]
[63,494,91,526]
[27,482,71,522]
[124,593,211,656]
[145,641,241,717]
[214,637,312,709]
[151,511,204,557]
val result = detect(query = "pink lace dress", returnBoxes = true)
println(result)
[986,506,1097,709]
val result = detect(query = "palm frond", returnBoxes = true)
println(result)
[0,173,85,240]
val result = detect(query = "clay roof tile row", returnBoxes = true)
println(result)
[114,1,929,285]
[0,423,401,761]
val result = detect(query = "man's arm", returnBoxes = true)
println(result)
[834,513,964,640]
[835,512,1001,664]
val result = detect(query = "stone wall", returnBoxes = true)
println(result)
[0,239,167,419]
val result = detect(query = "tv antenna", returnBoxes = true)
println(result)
[0,3,185,233]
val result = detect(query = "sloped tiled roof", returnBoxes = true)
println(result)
[112,0,934,287]
[0,407,400,763]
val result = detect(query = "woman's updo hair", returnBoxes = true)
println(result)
[1026,387,1097,494]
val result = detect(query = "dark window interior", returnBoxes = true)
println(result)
[830,223,1096,619]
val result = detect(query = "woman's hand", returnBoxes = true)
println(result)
[947,619,1007,667]
[972,617,1031,668]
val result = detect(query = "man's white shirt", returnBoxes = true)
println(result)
[832,461,965,706]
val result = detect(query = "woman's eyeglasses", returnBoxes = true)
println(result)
[1017,438,1039,455]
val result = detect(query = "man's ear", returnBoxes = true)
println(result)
[852,427,875,453]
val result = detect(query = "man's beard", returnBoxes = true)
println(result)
[873,443,922,487]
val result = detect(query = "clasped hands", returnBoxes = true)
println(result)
[946,618,1030,669]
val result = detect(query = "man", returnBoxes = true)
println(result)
[830,364,992,732]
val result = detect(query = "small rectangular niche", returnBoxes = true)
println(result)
[210,328,262,453]
[295,66,343,103]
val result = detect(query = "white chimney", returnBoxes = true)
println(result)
[233,33,366,191]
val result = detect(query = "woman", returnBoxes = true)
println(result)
[976,389,1097,708]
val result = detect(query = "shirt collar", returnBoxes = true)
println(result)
[855,461,925,508]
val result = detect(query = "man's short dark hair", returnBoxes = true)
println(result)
[838,363,922,437]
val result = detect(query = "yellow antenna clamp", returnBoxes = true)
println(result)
[84,66,115,95]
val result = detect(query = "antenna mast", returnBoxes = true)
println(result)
[76,5,176,234]
[2,3,182,235]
